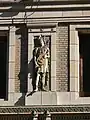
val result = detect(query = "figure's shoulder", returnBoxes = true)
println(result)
[33,47,41,54]
[33,48,37,55]
[33,47,38,51]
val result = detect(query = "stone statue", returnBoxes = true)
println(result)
[33,35,50,91]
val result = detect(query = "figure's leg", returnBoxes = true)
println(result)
[42,68,49,91]
[42,72,46,91]
[35,73,40,91]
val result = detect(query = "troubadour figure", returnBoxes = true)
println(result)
[33,35,50,91]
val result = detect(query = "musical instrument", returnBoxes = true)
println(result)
[37,53,45,66]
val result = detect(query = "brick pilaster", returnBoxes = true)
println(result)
[15,31,21,92]
[56,24,69,91]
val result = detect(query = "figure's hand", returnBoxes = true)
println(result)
[35,63,39,68]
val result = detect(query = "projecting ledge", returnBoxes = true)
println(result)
[25,91,57,105]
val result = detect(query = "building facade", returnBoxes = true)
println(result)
[0,0,90,119]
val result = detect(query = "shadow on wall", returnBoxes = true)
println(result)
[28,58,36,91]
[17,26,28,93]
[14,26,36,106]
[14,26,28,106]
[14,93,26,106]
[0,4,25,17]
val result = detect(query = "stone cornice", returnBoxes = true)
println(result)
[1,16,90,25]
[0,0,90,6]
[1,4,90,12]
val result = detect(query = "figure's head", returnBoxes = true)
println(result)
[39,35,44,47]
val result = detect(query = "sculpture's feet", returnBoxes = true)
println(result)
[42,87,47,91]
[34,86,38,92]
[34,89,38,92]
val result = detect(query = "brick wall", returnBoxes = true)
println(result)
[15,33,21,92]
[15,26,28,93]
[56,24,69,91]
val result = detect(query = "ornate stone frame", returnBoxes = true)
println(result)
[28,28,56,92]
[70,24,90,104]
[0,28,9,101]
[0,26,16,105]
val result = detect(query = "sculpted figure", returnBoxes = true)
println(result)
[33,35,50,91]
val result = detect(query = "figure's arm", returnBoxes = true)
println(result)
[33,48,38,67]
[46,48,50,58]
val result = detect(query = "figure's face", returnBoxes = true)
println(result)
[39,36,44,47]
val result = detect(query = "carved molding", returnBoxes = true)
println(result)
[0,105,90,114]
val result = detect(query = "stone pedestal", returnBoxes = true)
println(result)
[25,91,57,105]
